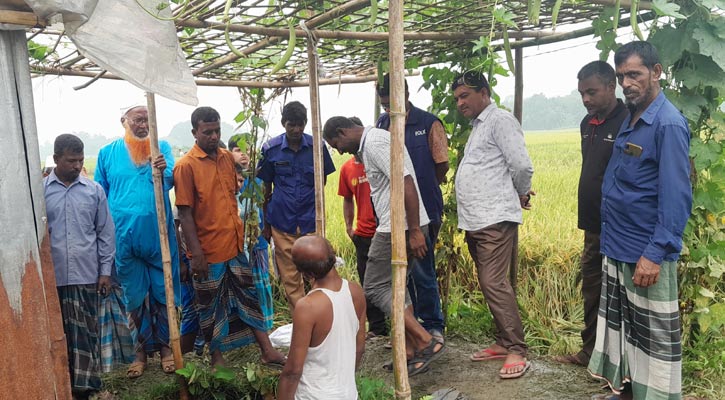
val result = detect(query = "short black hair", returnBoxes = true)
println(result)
[293,240,337,280]
[228,133,244,151]
[54,134,84,156]
[323,116,356,141]
[349,116,363,126]
[614,41,661,70]
[376,73,408,97]
[452,71,491,95]
[577,61,616,85]
[234,163,244,175]
[218,141,227,149]
[281,101,307,125]
[191,106,220,130]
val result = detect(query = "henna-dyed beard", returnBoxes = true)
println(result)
[124,125,151,166]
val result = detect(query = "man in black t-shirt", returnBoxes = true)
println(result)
[554,61,628,367]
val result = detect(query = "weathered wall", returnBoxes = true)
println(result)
[0,29,72,399]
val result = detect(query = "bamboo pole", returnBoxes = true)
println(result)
[388,0,410,398]
[513,46,523,124]
[305,26,326,237]
[30,66,420,88]
[178,18,563,41]
[0,10,45,27]
[146,92,189,400]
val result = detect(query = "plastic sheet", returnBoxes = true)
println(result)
[24,0,198,105]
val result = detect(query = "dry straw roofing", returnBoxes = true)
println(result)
[23,0,651,87]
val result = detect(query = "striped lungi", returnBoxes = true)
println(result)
[98,285,135,372]
[250,246,274,331]
[194,252,268,352]
[588,256,682,400]
[58,284,102,392]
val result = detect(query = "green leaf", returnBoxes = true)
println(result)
[251,115,267,130]
[212,366,236,381]
[698,310,712,331]
[649,25,698,68]
[693,182,725,212]
[709,302,725,329]
[699,0,725,9]
[699,287,715,298]
[234,110,250,123]
[677,53,725,92]
[692,19,725,71]
[665,88,707,121]
[708,259,725,279]
[652,0,686,18]
[690,138,723,170]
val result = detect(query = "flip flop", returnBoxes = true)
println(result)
[470,348,508,362]
[408,339,446,377]
[499,360,531,379]
[126,361,146,378]
[161,356,176,374]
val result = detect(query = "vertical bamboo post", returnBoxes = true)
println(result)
[388,1,411,399]
[306,31,326,237]
[513,46,523,124]
[146,92,189,400]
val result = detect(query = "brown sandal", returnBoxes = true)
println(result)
[126,361,146,378]
[552,353,587,366]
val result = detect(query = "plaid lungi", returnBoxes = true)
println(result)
[58,284,102,392]
[588,256,682,400]
[98,285,135,372]
[250,247,274,331]
[194,252,268,352]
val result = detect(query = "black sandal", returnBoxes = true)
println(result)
[407,339,446,376]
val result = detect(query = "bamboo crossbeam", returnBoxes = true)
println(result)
[178,18,562,41]
[0,10,45,27]
[589,0,652,9]
[30,65,420,88]
[191,0,370,76]
[146,92,189,400]
[388,0,411,398]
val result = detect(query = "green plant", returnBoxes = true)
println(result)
[357,376,395,400]
[175,362,244,399]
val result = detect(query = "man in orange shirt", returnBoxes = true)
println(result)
[174,107,286,369]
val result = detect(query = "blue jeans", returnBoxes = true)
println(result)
[408,222,445,331]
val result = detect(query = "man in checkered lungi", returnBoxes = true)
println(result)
[588,41,692,400]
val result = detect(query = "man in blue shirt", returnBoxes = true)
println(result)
[376,74,448,342]
[588,41,692,400]
[44,134,115,399]
[257,101,335,310]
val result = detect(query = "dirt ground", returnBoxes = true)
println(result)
[359,335,606,400]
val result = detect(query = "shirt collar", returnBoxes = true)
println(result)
[46,169,85,187]
[188,143,211,159]
[280,132,312,150]
[357,126,374,157]
[405,102,421,125]
[639,91,666,126]
[472,103,498,127]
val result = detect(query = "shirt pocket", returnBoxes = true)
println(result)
[613,147,652,189]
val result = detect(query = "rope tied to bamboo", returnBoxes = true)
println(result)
[391,260,408,268]
[299,20,317,44]
[388,111,406,118]
[395,389,412,398]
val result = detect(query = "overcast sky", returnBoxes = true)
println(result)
[30,30,639,147]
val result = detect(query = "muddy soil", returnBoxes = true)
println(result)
[359,335,606,400]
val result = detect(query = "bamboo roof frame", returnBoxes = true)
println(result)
[7,0,654,87]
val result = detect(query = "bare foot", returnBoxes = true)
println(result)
[211,350,225,372]
[261,348,287,366]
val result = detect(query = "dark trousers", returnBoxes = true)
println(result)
[407,221,445,331]
[579,230,603,363]
[465,222,527,357]
[352,234,388,335]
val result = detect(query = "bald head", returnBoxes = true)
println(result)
[292,236,336,280]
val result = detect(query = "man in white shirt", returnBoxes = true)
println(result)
[453,71,534,379]
[322,116,445,376]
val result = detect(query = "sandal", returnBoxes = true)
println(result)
[499,360,531,379]
[126,361,146,378]
[552,353,587,367]
[470,348,508,362]
[408,339,446,376]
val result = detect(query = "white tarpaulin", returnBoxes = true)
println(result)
[24,0,198,105]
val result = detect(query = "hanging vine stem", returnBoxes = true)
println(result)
[133,0,193,21]
[630,0,645,40]
[224,0,247,57]
[612,0,621,30]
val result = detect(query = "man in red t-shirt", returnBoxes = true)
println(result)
[338,154,388,337]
